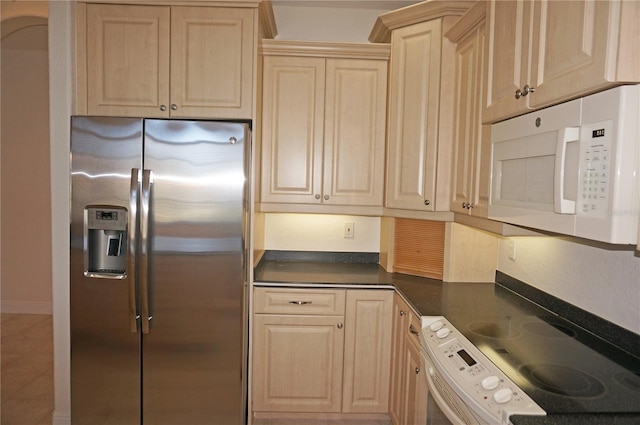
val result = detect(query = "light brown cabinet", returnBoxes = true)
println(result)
[81,3,255,119]
[385,19,444,212]
[260,42,388,209]
[252,287,392,416]
[447,3,490,217]
[388,294,427,425]
[484,0,640,123]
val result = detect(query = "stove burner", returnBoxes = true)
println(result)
[613,371,640,393]
[520,364,606,398]
[468,321,521,339]
[521,320,577,339]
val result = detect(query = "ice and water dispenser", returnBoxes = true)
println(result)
[85,206,128,278]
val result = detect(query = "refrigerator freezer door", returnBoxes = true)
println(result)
[70,117,143,424]
[142,120,249,424]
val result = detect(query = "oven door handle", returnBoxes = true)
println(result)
[424,355,480,425]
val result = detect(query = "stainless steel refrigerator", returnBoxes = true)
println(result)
[70,117,250,424]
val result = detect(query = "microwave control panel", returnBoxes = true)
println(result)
[579,120,612,216]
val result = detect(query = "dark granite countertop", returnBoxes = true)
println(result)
[253,252,640,425]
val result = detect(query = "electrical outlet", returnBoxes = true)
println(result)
[344,222,354,238]
[508,240,517,260]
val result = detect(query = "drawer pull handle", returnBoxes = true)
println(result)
[289,301,312,305]
[409,324,420,336]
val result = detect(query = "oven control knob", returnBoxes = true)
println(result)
[436,327,451,339]
[493,388,513,404]
[429,321,443,332]
[481,376,500,390]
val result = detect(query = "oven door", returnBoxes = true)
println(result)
[422,350,486,425]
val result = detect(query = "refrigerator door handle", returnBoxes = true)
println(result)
[140,169,153,334]
[128,168,141,333]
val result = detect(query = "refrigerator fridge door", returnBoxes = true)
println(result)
[71,117,250,425]
[142,120,249,424]
[70,116,143,424]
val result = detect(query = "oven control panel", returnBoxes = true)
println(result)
[421,317,545,425]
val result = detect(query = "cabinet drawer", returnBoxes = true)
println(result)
[254,288,346,315]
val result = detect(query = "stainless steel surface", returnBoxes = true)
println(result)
[128,168,140,333]
[71,116,143,424]
[139,169,151,335]
[141,119,248,425]
[71,117,250,425]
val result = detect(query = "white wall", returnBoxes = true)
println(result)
[272,1,417,42]
[264,213,380,252]
[49,2,73,423]
[498,236,640,334]
[1,22,52,314]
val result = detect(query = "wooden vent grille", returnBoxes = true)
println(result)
[393,218,445,280]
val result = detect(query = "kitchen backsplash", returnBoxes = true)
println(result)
[497,236,640,335]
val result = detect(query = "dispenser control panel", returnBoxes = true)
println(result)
[85,206,128,277]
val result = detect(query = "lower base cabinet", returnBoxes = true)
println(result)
[252,288,393,415]
[388,294,428,424]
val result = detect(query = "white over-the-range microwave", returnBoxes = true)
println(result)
[489,85,639,244]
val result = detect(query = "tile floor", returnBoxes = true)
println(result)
[1,313,54,425]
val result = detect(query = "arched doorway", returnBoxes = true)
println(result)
[1,7,52,313]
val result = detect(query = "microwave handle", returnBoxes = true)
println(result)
[554,127,580,214]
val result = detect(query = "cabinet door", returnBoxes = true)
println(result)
[386,20,442,211]
[170,7,254,119]
[323,59,387,206]
[342,290,392,413]
[86,4,170,117]
[388,295,410,424]
[484,0,531,123]
[253,314,344,412]
[261,56,325,204]
[451,25,490,217]
[403,336,428,425]
[528,0,624,109]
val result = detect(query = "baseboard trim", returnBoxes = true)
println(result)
[1,300,52,314]
[52,411,71,425]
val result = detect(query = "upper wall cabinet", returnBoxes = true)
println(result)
[446,2,490,217]
[371,2,474,214]
[484,0,640,123]
[385,19,443,212]
[259,41,389,212]
[78,3,256,119]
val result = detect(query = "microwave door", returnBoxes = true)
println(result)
[489,98,582,236]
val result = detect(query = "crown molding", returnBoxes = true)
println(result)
[368,0,477,43]
[259,0,277,39]
[260,39,390,60]
[444,0,485,43]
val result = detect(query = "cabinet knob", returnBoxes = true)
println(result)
[462,202,467,209]
[468,203,474,209]
[170,104,178,110]
[399,310,406,316]
[522,84,535,96]
[415,367,421,375]
[424,199,431,206]
[515,85,535,99]
[337,323,343,329]
[159,105,167,111]
[315,194,321,200]
[324,195,330,201]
